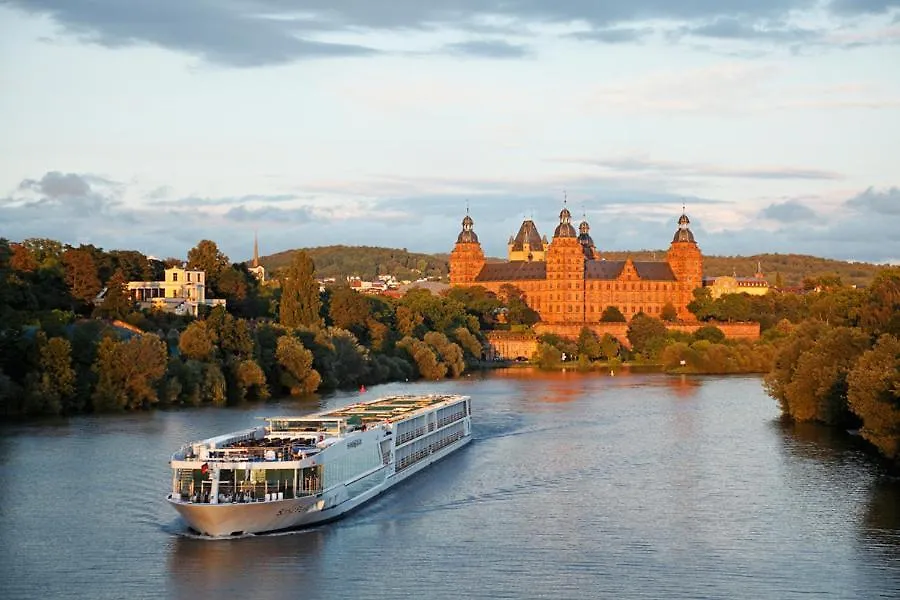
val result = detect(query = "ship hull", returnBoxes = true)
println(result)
[169,433,471,537]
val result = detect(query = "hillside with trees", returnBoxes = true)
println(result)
[262,245,885,288]
[261,245,448,281]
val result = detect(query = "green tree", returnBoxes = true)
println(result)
[187,240,229,295]
[424,331,465,377]
[92,334,168,411]
[600,305,627,323]
[500,284,540,327]
[693,325,726,343]
[847,334,900,461]
[275,335,321,395]
[179,321,216,361]
[577,327,603,361]
[687,287,713,321]
[860,268,900,337]
[452,327,483,359]
[24,335,75,416]
[279,252,321,328]
[765,320,829,416]
[660,302,678,323]
[627,313,668,357]
[781,326,871,424]
[397,336,447,379]
[599,333,620,361]
[231,359,270,402]
[96,268,132,320]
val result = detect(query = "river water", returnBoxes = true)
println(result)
[1,369,898,599]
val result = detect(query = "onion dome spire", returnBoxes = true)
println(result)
[553,191,577,238]
[672,205,696,243]
[457,204,479,243]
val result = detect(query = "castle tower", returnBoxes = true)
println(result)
[449,210,485,285]
[666,209,703,318]
[577,215,599,260]
[546,201,586,323]
[508,219,547,261]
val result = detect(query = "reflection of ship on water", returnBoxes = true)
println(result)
[167,529,327,598]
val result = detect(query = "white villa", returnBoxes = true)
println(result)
[128,266,226,316]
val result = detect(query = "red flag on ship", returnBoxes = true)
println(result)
[200,463,209,475]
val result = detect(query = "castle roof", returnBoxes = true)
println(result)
[510,220,544,251]
[475,261,547,281]
[584,260,676,281]
[474,259,677,282]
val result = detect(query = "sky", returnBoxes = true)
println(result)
[1,1,899,267]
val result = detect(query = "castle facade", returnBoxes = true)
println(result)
[449,205,703,323]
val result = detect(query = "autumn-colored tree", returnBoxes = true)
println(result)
[63,248,101,307]
[329,286,371,339]
[279,252,321,328]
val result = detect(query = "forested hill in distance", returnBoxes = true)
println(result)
[259,246,887,287]
[260,245,449,281]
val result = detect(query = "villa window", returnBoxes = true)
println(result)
[187,273,191,282]
[173,272,178,282]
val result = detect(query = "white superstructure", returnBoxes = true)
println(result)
[167,394,472,537]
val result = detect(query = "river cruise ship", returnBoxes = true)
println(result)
[167,394,472,537]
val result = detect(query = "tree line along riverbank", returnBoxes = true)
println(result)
[1,238,898,465]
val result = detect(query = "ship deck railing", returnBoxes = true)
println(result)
[205,440,321,463]
[174,484,324,505]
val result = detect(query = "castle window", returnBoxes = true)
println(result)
[607,284,611,291]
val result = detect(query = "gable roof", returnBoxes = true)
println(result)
[510,220,544,251]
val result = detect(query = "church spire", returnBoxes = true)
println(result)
[253,229,260,267]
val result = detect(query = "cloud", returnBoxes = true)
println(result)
[759,200,819,222]
[560,156,843,181]
[443,40,531,58]
[158,194,301,207]
[224,204,315,222]
[568,27,653,44]
[5,0,377,67]
[18,171,92,197]
[845,186,900,215]
[677,17,819,44]
[8,0,900,67]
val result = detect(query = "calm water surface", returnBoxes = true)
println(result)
[1,370,898,599]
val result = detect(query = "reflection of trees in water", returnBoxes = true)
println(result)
[167,529,327,598]
[776,420,900,560]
